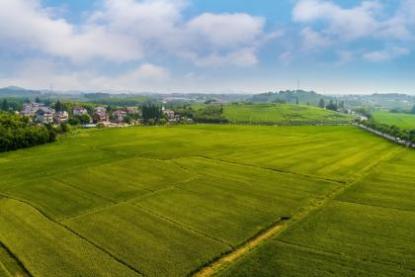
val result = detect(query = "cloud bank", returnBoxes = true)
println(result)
[0,0,415,92]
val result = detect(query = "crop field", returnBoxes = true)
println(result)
[220,145,415,276]
[0,124,412,276]
[222,104,352,125]
[372,111,415,130]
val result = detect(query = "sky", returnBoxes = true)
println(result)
[0,0,415,94]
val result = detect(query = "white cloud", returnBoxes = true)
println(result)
[0,0,141,63]
[293,0,415,42]
[0,0,272,67]
[293,0,391,40]
[363,47,410,62]
[0,59,171,91]
[292,0,415,62]
[300,27,331,49]
[186,13,265,49]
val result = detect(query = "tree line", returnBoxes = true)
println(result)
[359,118,415,144]
[0,112,68,152]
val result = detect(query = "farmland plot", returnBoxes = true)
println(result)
[372,111,415,130]
[222,104,352,125]
[220,149,415,276]
[0,125,406,276]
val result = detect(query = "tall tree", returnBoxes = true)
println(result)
[326,100,338,111]
[142,104,162,123]
[1,99,8,111]
[55,100,64,112]
[318,98,325,108]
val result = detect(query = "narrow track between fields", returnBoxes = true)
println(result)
[193,147,403,277]
[193,218,288,277]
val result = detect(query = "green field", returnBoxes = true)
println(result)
[220,145,415,276]
[372,111,415,130]
[0,125,413,276]
[223,104,351,124]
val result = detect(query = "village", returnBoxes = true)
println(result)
[19,101,184,127]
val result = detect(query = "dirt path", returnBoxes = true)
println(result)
[194,220,287,277]
[193,148,403,277]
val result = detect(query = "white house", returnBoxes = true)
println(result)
[20,103,44,117]
[54,111,69,124]
[163,109,175,121]
[93,107,108,122]
[35,107,55,124]
[112,110,127,123]
[73,107,88,116]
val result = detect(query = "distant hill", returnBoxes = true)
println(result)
[250,90,331,105]
[0,86,42,98]
[338,93,415,111]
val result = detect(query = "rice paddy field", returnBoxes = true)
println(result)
[0,124,413,276]
[372,111,415,130]
[222,104,352,124]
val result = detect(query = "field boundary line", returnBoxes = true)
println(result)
[274,240,415,273]
[53,178,118,204]
[0,193,145,277]
[335,199,415,214]
[192,147,403,276]
[133,203,233,248]
[191,218,289,277]
[0,241,32,277]
[60,176,199,223]
[193,155,347,185]
[0,261,11,277]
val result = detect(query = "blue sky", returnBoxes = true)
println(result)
[0,0,414,94]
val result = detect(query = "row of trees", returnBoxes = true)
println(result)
[0,98,25,112]
[192,105,228,123]
[318,99,345,111]
[0,112,68,152]
[142,105,163,124]
[359,118,415,144]
[140,103,227,124]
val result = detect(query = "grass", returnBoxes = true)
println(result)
[219,146,415,276]
[0,124,409,276]
[372,111,415,130]
[0,198,139,277]
[0,243,28,277]
[222,104,352,125]
[65,204,229,276]
[337,152,415,212]
[221,199,415,276]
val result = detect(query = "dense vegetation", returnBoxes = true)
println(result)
[0,112,61,152]
[142,104,163,124]
[0,125,411,276]
[356,111,415,145]
[360,119,415,144]
[192,104,228,123]
[0,98,25,112]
